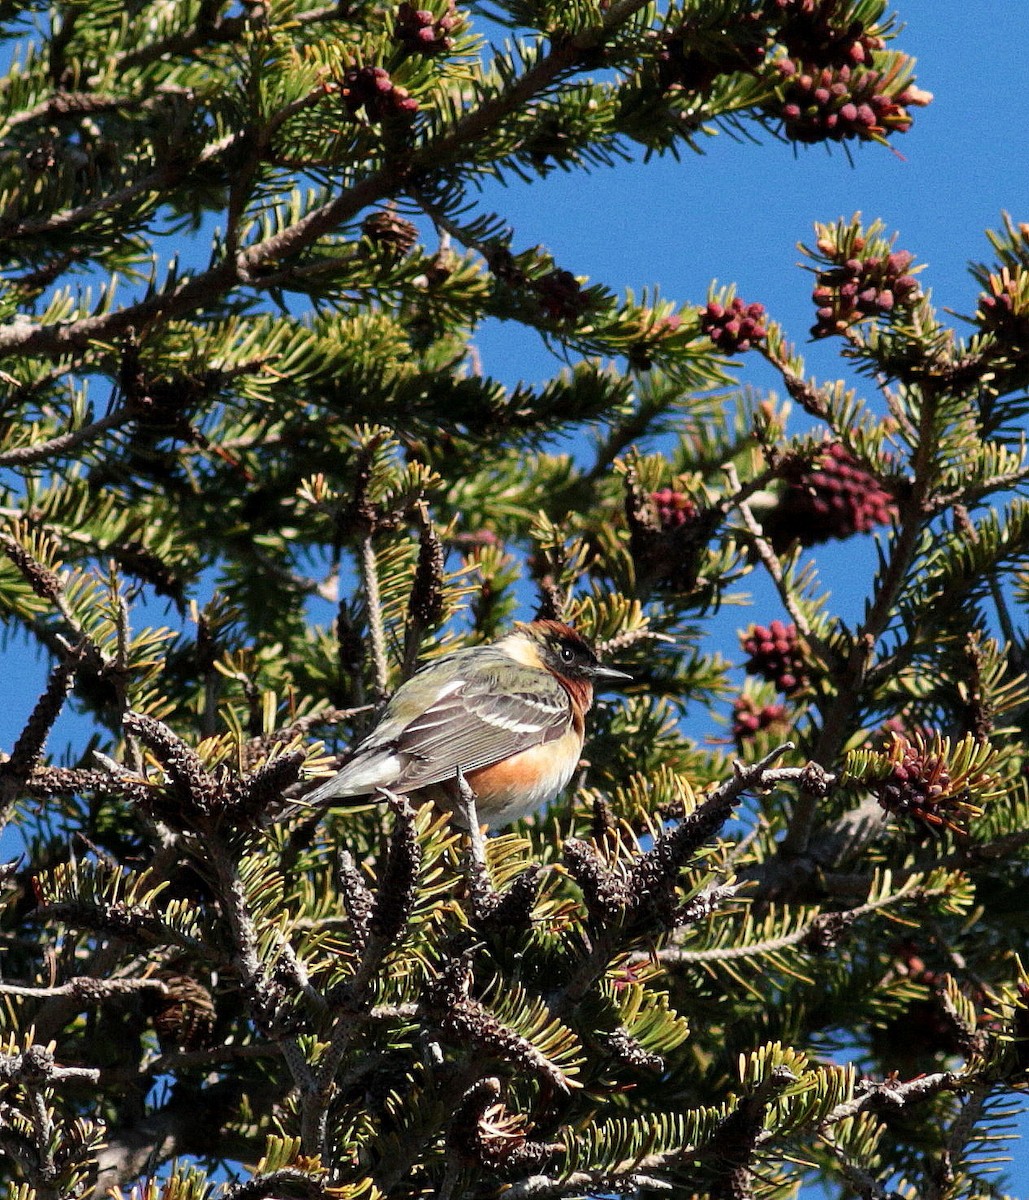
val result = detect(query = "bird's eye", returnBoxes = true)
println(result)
[560,644,576,663]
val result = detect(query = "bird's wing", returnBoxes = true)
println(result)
[309,665,572,803]
[391,673,572,791]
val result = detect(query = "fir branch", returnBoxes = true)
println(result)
[0,1044,100,1086]
[0,260,238,356]
[648,878,922,967]
[762,354,832,421]
[0,531,114,693]
[560,751,803,1008]
[0,2,655,359]
[820,1071,958,1129]
[563,837,632,926]
[0,405,136,466]
[0,974,168,1002]
[229,750,306,822]
[626,747,799,922]
[0,8,1017,1195]
[427,971,581,1093]
[368,793,422,946]
[335,848,374,950]
[782,379,944,857]
[122,711,219,819]
[30,897,205,953]
[195,834,316,1133]
[236,0,654,281]
[0,133,243,243]
[27,1085,55,1190]
[92,8,262,80]
[928,1080,1007,1200]
[0,530,62,600]
[0,647,82,816]
[303,795,421,1153]
[269,932,328,1018]
[4,84,195,131]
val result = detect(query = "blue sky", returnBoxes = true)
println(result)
[3,1,1029,1190]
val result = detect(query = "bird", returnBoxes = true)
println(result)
[299,620,630,829]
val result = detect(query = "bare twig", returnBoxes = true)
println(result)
[360,533,390,702]
[0,1046,100,1086]
[594,625,674,658]
[724,461,834,667]
[820,1071,958,1130]
[451,767,500,924]
[0,977,168,1001]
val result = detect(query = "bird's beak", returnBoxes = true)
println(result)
[591,664,632,683]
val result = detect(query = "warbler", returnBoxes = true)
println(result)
[302,620,629,829]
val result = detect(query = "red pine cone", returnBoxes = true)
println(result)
[341,66,420,121]
[873,738,949,825]
[868,729,988,835]
[811,246,921,337]
[772,0,885,68]
[394,2,459,56]
[651,487,699,529]
[732,695,789,742]
[700,297,767,353]
[535,269,591,323]
[764,442,896,550]
[774,57,930,147]
[740,620,808,694]
[869,733,984,833]
[626,476,711,593]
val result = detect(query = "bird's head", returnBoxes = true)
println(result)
[504,620,631,686]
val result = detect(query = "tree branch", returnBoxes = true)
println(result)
[0,405,136,467]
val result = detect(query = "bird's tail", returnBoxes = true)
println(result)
[264,771,369,828]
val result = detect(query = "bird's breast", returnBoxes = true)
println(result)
[460,724,584,827]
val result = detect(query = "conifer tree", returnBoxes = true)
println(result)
[2,3,1029,1199]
